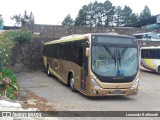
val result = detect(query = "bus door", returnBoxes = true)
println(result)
[81,41,89,92]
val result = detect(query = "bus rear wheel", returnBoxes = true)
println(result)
[70,75,76,92]
[158,66,160,75]
[47,65,51,77]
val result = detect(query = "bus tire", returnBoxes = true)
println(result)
[158,66,160,75]
[70,75,76,92]
[47,64,51,77]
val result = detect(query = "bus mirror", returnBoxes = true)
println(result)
[86,48,90,57]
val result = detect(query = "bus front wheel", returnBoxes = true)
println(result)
[70,75,76,92]
[158,66,160,75]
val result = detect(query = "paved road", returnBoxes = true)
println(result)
[17,70,160,119]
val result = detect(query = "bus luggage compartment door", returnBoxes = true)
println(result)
[53,59,59,70]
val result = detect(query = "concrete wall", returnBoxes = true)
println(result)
[12,24,160,69]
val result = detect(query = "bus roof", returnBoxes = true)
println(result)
[133,32,154,36]
[91,33,134,39]
[44,34,88,45]
[44,33,134,45]
[141,46,160,49]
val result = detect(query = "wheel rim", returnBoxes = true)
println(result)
[70,78,74,89]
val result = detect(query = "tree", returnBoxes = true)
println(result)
[75,0,115,27]
[115,6,138,26]
[11,10,35,27]
[74,0,140,27]
[75,5,89,26]
[114,6,123,27]
[62,14,74,26]
[129,13,139,24]
[83,1,104,27]
[91,1,104,27]
[139,5,151,20]
[75,2,101,27]
[0,14,4,29]
[121,6,132,25]
[103,0,115,27]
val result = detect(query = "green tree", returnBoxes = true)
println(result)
[74,0,139,27]
[75,0,114,27]
[82,1,104,27]
[75,5,89,26]
[121,6,132,25]
[0,14,4,29]
[103,0,115,27]
[114,6,123,27]
[139,5,151,20]
[11,10,35,27]
[130,13,139,24]
[62,14,74,26]
[91,1,104,27]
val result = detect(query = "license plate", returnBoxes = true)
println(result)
[112,90,122,94]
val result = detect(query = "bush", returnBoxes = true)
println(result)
[0,29,35,70]
[0,33,14,70]
[0,29,33,100]
[0,67,18,100]
[4,29,34,42]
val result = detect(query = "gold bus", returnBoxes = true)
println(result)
[43,33,140,96]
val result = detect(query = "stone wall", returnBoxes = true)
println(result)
[12,38,53,69]
[26,24,157,38]
[12,24,160,69]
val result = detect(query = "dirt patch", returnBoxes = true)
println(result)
[21,90,55,111]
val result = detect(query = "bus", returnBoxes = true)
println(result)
[141,46,160,75]
[133,32,160,41]
[43,33,140,96]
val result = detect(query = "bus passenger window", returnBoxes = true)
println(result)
[157,50,160,59]
[150,50,157,59]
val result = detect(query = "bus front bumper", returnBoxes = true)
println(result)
[87,87,138,96]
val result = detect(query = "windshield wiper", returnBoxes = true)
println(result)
[117,47,128,67]
[104,45,117,67]
[116,48,129,76]
[121,48,128,58]
[117,49,121,67]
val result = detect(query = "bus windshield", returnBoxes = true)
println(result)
[92,45,138,77]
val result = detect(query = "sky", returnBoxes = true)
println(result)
[0,0,160,26]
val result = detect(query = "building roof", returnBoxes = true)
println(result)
[125,14,160,27]
[3,26,21,30]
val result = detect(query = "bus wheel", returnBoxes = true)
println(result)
[70,75,76,92]
[158,66,160,75]
[47,65,51,77]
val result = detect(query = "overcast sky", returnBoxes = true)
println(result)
[0,0,160,26]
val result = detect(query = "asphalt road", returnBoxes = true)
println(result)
[17,70,160,119]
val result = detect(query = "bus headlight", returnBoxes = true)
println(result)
[131,78,139,88]
[91,78,101,88]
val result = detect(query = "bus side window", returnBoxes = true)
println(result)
[157,49,160,59]
[147,50,150,58]
[52,44,55,58]
[64,44,67,60]
[60,43,64,59]
[150,50,157,59]
[141,49,147,58]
